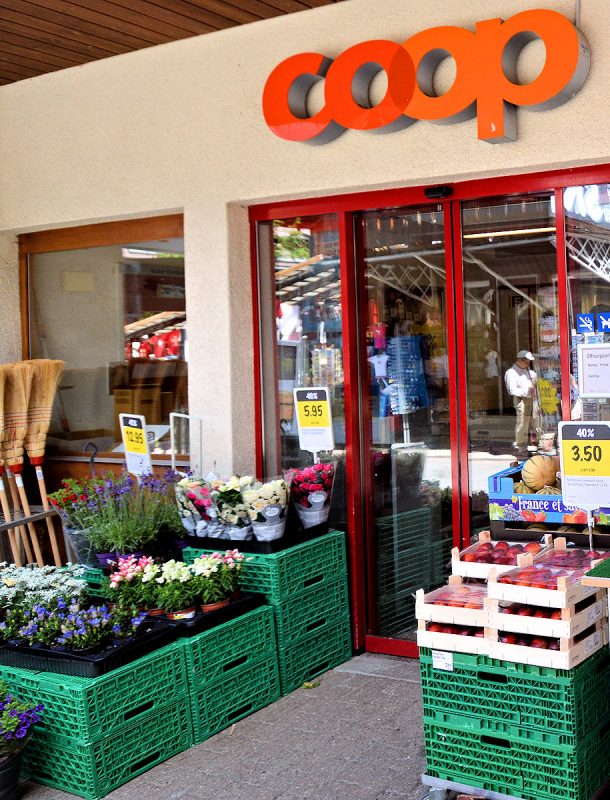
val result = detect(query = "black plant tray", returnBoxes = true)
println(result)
[0,619,179,677]
[180,522,331,555]
[159,592,265,637]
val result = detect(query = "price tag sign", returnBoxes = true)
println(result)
[119,414,152,477]
[293,387,334,453]
[558,422,610,510]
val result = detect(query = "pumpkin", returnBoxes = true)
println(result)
[526,523,548,530]
[536,485,562,495]
[512,481,530,494]
[521,455,558,491]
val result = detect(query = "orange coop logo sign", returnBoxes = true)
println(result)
[262,9,590,144]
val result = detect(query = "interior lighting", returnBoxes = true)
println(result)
[464,226,556,239]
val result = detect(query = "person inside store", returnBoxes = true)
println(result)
[504,350,540,458]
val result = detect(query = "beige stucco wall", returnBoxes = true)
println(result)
[0,0,608,473]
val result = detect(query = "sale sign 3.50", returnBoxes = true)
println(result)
[558,422,610,511]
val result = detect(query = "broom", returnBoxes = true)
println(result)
[0,365,23,566]
[2,362,44,566]
[24,359,64,566]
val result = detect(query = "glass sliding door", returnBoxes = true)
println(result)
[460,195,560,534]
[357,205,454,640]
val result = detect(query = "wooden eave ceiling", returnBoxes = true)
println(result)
[0,0,342,86]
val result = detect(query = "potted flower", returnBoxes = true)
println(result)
[154,560,197,620]
[286,462,336,528]
[175,477,222,538]
[209,476,255,540]
[243,479,288,541]
[0,563,87,613]
[190,550,246,612]
[48,478,102,566]
[0,681,44,799]
[106,555,155,609]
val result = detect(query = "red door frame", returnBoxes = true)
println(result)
[249,163,610,657]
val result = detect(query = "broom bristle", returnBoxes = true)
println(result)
[2,362,33,470]
[0,365,8,442]
[24,359,64,463]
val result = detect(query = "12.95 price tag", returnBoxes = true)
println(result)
[119,414,152,477]
[293,388,334,453]
[558,422,610,510]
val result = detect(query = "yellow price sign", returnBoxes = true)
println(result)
[296,399,330,428]
[123,425,147,454]
[561,439,610,477]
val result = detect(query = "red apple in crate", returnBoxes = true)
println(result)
[427,623,442,632]
[550,610,562,620]
[478,542,493,551]
[495,541,510,551]
[524,542,542,555]
[531,638,549,649]
[549,641,560,650]
[462,552,477,562]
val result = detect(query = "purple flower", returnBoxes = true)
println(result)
[15,728,26,739]
[4,733,12,741]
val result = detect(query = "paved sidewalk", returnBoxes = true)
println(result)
[21,654,428,800]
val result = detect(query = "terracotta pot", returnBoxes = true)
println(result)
[146,608,164,617]
[164,607,196,621]
[200,598,230,613]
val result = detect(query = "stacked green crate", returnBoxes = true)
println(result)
[184,531,352,694]
[183,605,279,743]
[82,567,107,600]
[376,509,432,637]
[2,641,192,800]
[420,647,610,800]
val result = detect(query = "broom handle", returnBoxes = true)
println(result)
[0,478,22,567]
[11,474,44,567]
[5,473,34,564]
[35,466,63,567]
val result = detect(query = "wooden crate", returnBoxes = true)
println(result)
[416,575,488,628]
[416,619,489,656]
[486,592,606,639]
[451,531,552,580]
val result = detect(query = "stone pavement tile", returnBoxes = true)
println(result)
[304,779,381,800]
[335,654,422,683]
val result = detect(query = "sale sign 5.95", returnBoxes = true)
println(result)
[558,422,610,510]
[293,388,334,453]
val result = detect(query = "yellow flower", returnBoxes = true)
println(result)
[2,578,15,587]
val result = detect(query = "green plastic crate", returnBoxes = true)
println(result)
[376,508,433,554]
[274,574,349,646]
[1,641,188,744]
[377,542,431,594]
[424,716,610,800]
[419,646,610,746]
[183,605,276,687]
[184,531,347,604]
[278,615,352,695]
[23,696,193,800]
[83,567,107,599]
[190,652,280,743]
[377,589,416,638]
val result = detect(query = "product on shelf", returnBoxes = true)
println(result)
[486,591,605,639]
[521,454,560,491]
[451,531,551,578]
[416,576,487,628]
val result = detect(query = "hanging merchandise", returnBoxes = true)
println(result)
[386,336,429,415]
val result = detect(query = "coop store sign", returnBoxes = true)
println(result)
[263,9,590,144]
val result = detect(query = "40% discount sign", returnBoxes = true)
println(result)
[558,422,610,515]
[293,388,334,456]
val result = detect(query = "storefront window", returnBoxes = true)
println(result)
[461,195,560,531]
[564,184,610,422]
[28,236,188,457]
[257,214,345,526]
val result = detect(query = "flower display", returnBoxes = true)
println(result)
[175,477,215,535]
[0,564,87,611]
[242,479,288,541]
[0,596,146,651]
[107,555,154,607]
[0,682,43,757]
[146,560,196,614]
[191,550,246,606]
[49,469,182,556]
[209,476,255,533]
[286,462,335,528]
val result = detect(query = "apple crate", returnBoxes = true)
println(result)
[417,619,489,656]
[423,715,610,800]
[416,576,488,628]
[487,561,599,610]
[419,646,610,747]
[486,620,607,669]
[486,592,606,640]
[451,531,552,579]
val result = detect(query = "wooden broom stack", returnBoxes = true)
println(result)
[0,365,23,566]
[24,359,64,566]
[2,362,44,566]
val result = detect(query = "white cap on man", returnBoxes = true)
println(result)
[517,350,534,361]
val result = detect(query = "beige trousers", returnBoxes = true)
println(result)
[513,397,539,449]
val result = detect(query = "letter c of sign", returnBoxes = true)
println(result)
[261,9,590,144]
